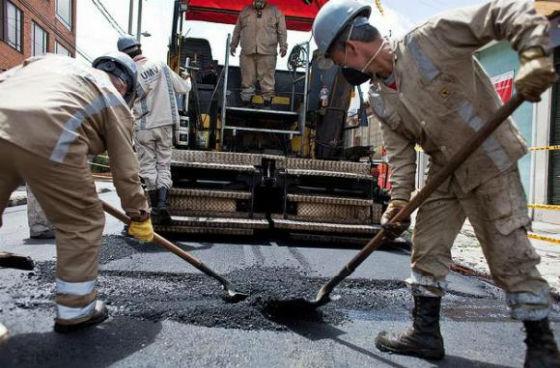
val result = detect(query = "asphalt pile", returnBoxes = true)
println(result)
[9,235,411,331]
[5,234,528,332]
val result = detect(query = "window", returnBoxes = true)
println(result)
[6,1,23,52]
[56,41,71,56]
[548,48,560,204]
[32,22,48,56]
[0,0,4,41]
[56,0,72,29]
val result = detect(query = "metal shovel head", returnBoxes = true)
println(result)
[0,253,34,271]
[220,282,249,303]
[265,293,332,314]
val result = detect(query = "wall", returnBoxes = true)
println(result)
[476,42,533,193]
[0,0,76,71]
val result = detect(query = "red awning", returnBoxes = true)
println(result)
[184,0,329,32]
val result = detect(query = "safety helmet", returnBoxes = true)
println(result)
[92,51,138,103]
[117,35,141,53]
[312,0,372,57]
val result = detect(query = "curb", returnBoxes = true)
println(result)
[451,260,560,302]
[6,187,113,208]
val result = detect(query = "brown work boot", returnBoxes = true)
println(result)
[524,318,560,368]
[375,296,445,360]
[54,301,108,333]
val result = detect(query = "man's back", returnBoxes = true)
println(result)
[0,54,132,165]
[133,56,189,130]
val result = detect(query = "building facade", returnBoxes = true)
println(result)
[0,0,76,71]
[473,11,560,224]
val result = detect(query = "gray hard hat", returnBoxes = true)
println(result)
[92,51,138,103]
[312,0,372,57]
[117,35,141,53]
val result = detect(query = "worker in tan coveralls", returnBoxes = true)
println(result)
[231,0,288,104]
[314,0,559,366]
[0,53,154,334]
[118,35,191,225]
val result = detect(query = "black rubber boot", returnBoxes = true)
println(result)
[148,190,159,224]
[524,318,560,368]
[376,296,445,361]
[157,187,171,225]
[54,301,108,333]
[30,230,55,240]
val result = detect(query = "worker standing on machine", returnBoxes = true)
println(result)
[230,0,288,105]
[313,0,559,365]
[118,35,191,225]
[0,53,153,333]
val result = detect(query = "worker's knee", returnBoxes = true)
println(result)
[486,229,541,284]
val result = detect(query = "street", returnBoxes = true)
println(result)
[1,189,559,368]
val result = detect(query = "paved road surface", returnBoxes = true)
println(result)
[0,190,558,368]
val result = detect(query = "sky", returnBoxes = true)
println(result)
[76,0,487,68]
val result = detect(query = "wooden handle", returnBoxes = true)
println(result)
[348,94,525,272]
[101,201,203,268]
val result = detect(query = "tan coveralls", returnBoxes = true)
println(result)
[132,55,191,191]
[0,55,148,322]
[231,5,288,102]
[370,0,552,320]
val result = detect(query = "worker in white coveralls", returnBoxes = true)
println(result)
[118,35,191,225]
[230,0,288,104]
[27,185,55,239]
[0,53,154,334]
[313,0,559,366]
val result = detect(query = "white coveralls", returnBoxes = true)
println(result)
[370,0,552,320]
[0,55,148,323]
[27,185,54,238]
[132,55,191,191]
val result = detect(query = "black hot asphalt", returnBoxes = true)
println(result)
[0,192,559,367]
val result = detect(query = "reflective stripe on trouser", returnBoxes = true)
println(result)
[240,53,277,101]
[0,139,103,321]
[26,185,55,236]
[409,167,551,320]
[55,278,97,320]
[134,125,173,191]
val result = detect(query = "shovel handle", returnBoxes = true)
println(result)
[101,201,205,269]
[348,94,525,274]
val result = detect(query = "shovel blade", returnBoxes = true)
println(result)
[222,289,249,303]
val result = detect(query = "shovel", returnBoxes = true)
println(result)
[300,94,525,308]
[101,200,249,303]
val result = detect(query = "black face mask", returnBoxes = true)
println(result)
[341,67,371,86]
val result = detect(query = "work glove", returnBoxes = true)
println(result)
[280,47,287,58]
[380,199,410,239]
[180,71,190,80]
[515,47,557,103]
[128,218,154,242]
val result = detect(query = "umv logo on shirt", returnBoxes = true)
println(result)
[140,66,160,81]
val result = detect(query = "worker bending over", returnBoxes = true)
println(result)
[313,0,558,365]
[0,53,154,333]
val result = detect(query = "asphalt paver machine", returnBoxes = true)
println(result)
[161,0,389,242]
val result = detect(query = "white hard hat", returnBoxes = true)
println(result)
[312,0,372,57]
